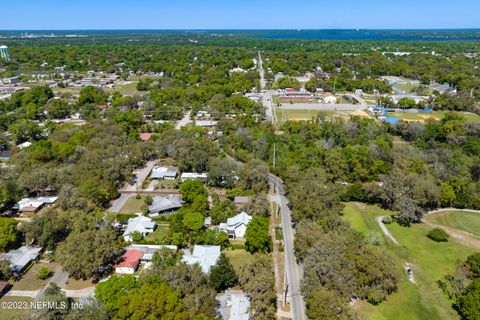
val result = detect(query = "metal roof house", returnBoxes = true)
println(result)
[123,216,157,242]
[125,244,178,263]
[150,166,178,180]
[149,195,183,216]
[1,246,42,273]
[218,212,252,239]
[182,245,221,273]
[180,172,208,183]
[13,196,58,214]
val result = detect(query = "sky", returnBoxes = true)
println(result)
[1,0,479,30]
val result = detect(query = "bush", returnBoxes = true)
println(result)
[382,216,393,224]
[36,266,53,280]
[427,228,449,242]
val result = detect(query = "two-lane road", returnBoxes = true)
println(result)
[269,174,306,320]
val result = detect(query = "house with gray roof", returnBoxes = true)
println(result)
[182,245,220,273]
[123,216,156,242]
[149,195,183,216]
[150,166,178,180]
[0,246,42,273]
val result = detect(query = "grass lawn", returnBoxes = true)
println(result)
[425,211,480,237]
[276,109,371,122]
[63,278,95,290]
[144,223,169,244]
[107,81,143,96]
[343,202,475,320]
[388,111,480,123]
[0,296,32,320]
[119,196,147,214]
[11,262,60,291]
[224,248,254,273]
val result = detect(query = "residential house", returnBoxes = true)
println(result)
[218,212,252,239]
[1,246,42,274]
[14,196,58,214]
[123,216,157,242]
[148,195,183,216]
[150,166,178,180]
[216,289,251,320]
[182,245,221,273]
[139,133,152,142]
[180,172,208,183]
[114,249,144,274]
[125,244,178,263]
[16,141,32,149]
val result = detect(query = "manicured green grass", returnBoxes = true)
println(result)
[426,211,480,237]
[144,224,169,244]
[343,202,475,320]
[119,196,146,214]
[224,248,254,273]
[108,81,143,96]
[11,262,59,291]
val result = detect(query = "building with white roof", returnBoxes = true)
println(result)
[182,245,221,273]
[180,172,208,183]
[150,166,178,180]
[123,216,157,242]
[216,289,251,320]
[218,212,252,239]
[14,196,58,214]
[1,246,42,273]
[16,141,32,149]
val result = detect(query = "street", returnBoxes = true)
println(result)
[269,174,306,320]
[258,51,275,124]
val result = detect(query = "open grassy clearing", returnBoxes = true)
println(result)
[224,248,254,273]
[343,202,475,320]
[276,109,371,122]
[10,262,60,291]
[388,111,480,123]
[144,223,169,244]
[425,211,480,238]
[119,195,147,214]
[108,81,144,96]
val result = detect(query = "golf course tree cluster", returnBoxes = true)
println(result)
[438,253,480,320]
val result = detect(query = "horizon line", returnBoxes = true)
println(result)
[1,28,480,31]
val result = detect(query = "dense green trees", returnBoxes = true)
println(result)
[0,217,19,250]
[78,86,108,105]
[208,253,238,291]
[245,216,272,254]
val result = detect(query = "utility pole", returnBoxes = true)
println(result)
[273,144,276,169]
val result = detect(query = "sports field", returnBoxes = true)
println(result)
[275,108,371,122]
[388,111,480,123]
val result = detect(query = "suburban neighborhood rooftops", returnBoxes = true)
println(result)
[226,212,252,229]
[182,245,221,273]
[14,196,58,212]
[149,195,183,215]
[180,172,208,181]
[114,249,144,269]
[125,244,178,262]
[1,246,42,272]
[150,166,178,179]
[123,216,156,238]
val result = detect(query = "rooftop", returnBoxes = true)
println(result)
[182,245,220,273]
[114,249,144,269]
[1,246,42,272]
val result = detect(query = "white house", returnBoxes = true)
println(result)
[216,289,251,320]
[182,245,221,273]
[14,196,58,214]
[219,212,252,239]
[180,172,208,183]
[150,166,178,180]
[123,216,156,242]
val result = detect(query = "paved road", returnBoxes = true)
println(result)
[110,160,157,212]
[269,174,306,320]
[258,52,275,124]
[175,110,192,129]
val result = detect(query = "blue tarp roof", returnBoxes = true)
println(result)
[384,117,400,125]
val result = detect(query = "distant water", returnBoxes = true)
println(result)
[251,29,480,41]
